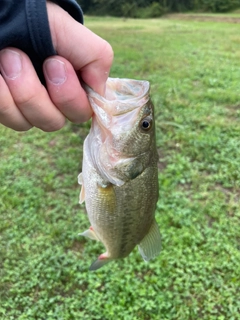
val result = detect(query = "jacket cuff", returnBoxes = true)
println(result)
[26,0,56,60]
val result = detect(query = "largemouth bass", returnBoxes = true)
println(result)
[78,78,161,270]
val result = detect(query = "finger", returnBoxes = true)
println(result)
[0,75,32,131]
[0,48,65,132]
[47,2,113,95]
[79,38,113,96]
[43,56,92,123]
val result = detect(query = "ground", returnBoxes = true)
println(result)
[0,13,240,320]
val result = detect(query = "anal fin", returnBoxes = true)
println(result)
[89,253,112,271]
[138,219,161,262]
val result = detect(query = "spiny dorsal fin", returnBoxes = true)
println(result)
[138,219,161,262]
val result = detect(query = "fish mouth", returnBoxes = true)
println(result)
[84,77,150,117]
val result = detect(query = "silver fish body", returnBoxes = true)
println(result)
[78,78,161,270]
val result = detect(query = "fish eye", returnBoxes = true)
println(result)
[140,116,152,131]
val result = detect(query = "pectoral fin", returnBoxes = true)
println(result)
[78,173,85,204]
[79,227,99,241]
[138,219,161,262]
[78,172,83,185]
[79,184,85,204]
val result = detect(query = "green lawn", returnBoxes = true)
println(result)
[1,15,240,319]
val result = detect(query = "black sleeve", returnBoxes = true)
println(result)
[0,0,83,83]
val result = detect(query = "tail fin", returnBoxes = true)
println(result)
[89,253,112,271]
[138,219,161,262]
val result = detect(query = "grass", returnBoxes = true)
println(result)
[1,14,240,319]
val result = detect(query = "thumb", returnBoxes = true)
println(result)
[47,2,113,95]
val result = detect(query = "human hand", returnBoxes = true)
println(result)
[0,1,113,131]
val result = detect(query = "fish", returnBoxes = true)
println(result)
[78,77,161,270]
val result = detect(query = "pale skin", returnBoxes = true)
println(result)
[0,1,113,132]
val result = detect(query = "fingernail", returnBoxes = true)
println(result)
[44,58,66,85]
[0,49,22,79]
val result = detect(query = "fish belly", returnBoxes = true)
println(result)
[82,144,159,259]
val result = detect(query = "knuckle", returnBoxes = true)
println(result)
[53,92,77,107]
[15,89,39,107]
[40,117,65,132]
[0,102,12,116]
